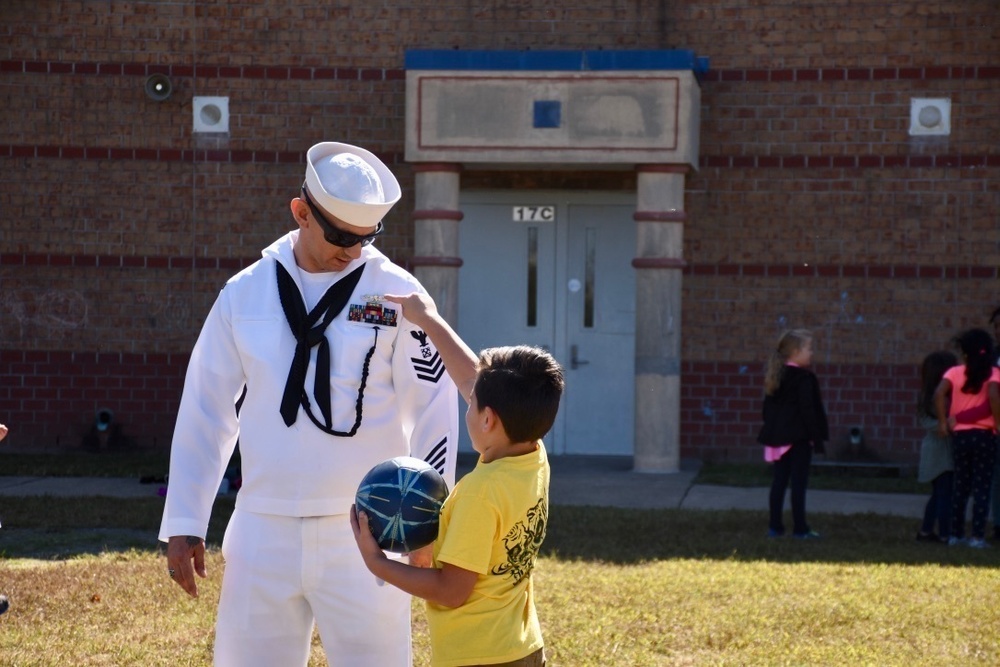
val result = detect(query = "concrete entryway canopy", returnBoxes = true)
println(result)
[404,49,707,472]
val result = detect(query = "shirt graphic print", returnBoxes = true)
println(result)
[491,498,547,585]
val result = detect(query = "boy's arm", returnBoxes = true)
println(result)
[350,506,477,608]
[385,293,479,403]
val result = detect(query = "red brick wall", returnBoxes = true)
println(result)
[0,350,187,452]
[1,1,998,458]
[682,361,923,464]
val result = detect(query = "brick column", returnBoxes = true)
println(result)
[410,164,463,325]
[632,165,688,473]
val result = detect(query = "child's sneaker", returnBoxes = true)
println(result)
[967,538,990,549]
[767,528,784,538]
[793,530,821,540]
[947,536,966,546]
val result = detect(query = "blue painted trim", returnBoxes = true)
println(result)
[405,49,710,75]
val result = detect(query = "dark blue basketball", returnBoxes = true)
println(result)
[355,456,449,553]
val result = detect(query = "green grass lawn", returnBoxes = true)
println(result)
[1,496,998,666]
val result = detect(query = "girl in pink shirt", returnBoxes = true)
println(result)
[933,328,1000,548]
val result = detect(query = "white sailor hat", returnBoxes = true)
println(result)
[304,142,401,230]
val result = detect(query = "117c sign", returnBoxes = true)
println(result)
[512,205,555,222]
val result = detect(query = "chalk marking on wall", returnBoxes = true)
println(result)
[134,292,192,330]
[819,290,898,364]
[0,288,89,334]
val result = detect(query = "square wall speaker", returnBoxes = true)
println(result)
[909,98,950,136]
[193,96,230,134]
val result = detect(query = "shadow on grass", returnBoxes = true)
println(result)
[1,497,995,569]
[0,449,172,478]
[543,505,998,569]
[0,496,235,560]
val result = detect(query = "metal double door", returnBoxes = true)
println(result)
[457,191,636,456]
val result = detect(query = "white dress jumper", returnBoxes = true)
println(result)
[160,232,459,666]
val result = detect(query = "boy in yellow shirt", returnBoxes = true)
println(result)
[351,292,563,667]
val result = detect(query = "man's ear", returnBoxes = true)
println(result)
[290,198,310,229]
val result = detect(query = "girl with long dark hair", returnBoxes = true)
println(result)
[916,351,957,542]
[933,328,1000,548]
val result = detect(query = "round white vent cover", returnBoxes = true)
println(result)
[193,96,230,134]
[909,98,950,136]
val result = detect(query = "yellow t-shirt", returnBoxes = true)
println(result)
[427,442,550,667]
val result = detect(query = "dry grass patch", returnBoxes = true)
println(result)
[1,502,998,666]
[532,558,1000,666]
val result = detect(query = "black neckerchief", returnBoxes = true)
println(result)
[275,261,376,437]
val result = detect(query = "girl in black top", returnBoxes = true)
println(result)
[757,329,829,539]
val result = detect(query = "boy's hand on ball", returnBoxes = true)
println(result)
[350,505,387,565]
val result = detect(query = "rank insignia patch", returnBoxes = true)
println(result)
[410,330,445,383]
[348,296,398,327]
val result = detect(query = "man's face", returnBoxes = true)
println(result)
[301,186,383,249]
[292,193,379,273]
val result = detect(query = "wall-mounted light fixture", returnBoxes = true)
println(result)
[193,96,230,133]
[909,98,951,136]
[95,408,114,432]
[144,74,172,101]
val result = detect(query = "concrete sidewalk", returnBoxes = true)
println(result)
[0,455,928,519]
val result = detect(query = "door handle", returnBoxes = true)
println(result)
[571,345,589,370]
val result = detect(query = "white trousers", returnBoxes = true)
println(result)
[214,509,411,667]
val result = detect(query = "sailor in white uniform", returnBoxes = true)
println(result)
[160,142,459,666]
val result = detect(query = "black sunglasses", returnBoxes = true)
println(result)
[300,185,384,248]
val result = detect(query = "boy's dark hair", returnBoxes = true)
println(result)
[473,345,565,443]
[953,328,995,394]
[919,350,958,418]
